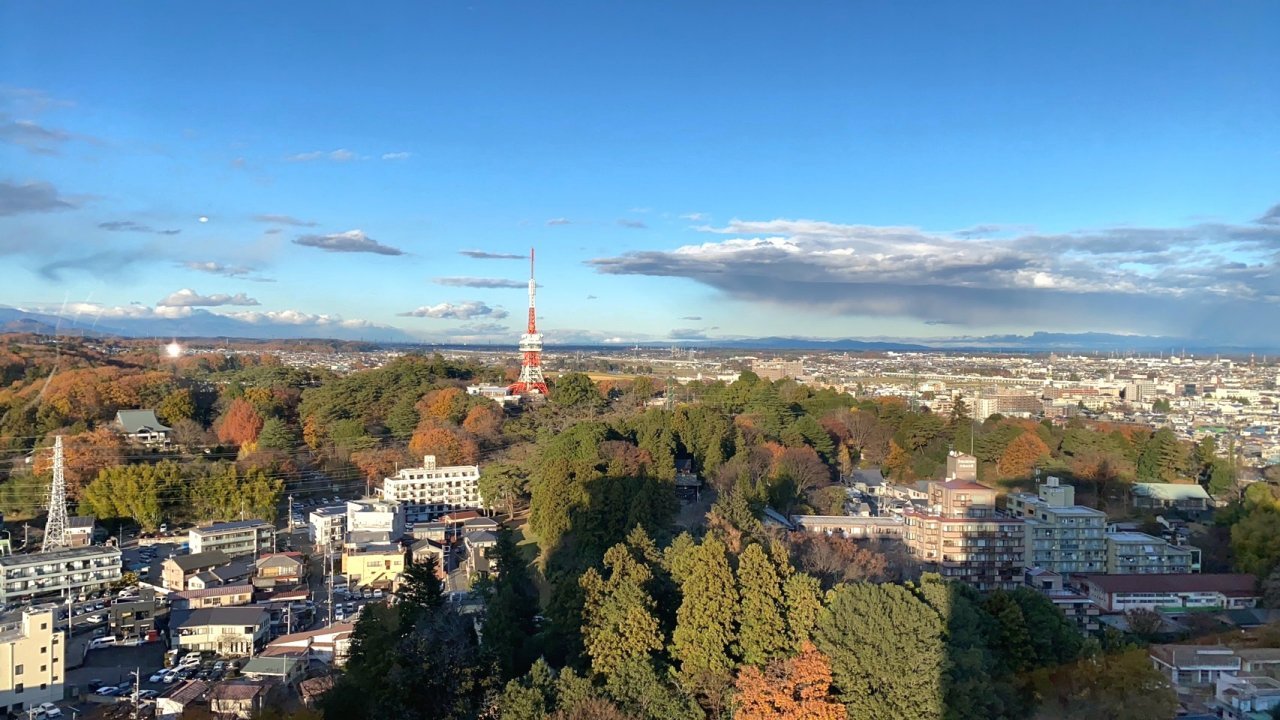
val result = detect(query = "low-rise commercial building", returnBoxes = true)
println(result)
[0,607,63,716]
[1132,483,1212,515]
[1078,573,1259,613]
[0,546,121,603]
[1215,674,1280,720]
[380,455,481,523]
[108,589,160,640]
[790,515,905,541]
[189,520,275,558]
[342,544,405,589]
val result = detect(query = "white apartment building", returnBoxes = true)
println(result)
[346,498,406,540]
[380,455,481,524]
[308,506,347,553]
[0,546,122,604]
[0,607,63,715]
[189,520,276,558]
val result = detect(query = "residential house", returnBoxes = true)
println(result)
[186,558,255,591]
[1150,645,1242,689]
[262,623,354,667]
[156,679,209,720]
[172,607,270,655]
[170,584,254,611]
[161,551,232,591]
[463,531,499,580]
[409,539,448,578]
[189,520,275,558]
[1079,574,1259,613]
[114,409,171,447]
[298,676,335,709]
[1132,483,1212,515]
[1216,674,1280,720]
[108,588,159,640]
[253,553,305,588]
[790,515,906,541]
[0,546,121,603]
[64,517,95,548]
[241,656,305,686]
[1023,568,1101,633]
[0,607,63,716]
[380,455,482,523]
[208,680,271,719]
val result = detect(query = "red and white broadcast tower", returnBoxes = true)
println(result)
[509,248,550,396]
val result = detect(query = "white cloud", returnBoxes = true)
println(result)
[285,149,361,162]
[158,288,260,307]
[546,217,572,226]
[293,229,405,256]
[397,301,509,320]
[226,309,378,329]
[381,152,411,160]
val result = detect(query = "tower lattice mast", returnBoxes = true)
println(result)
[509,248,550,396]
[42,435,69,552]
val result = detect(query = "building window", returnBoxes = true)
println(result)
[14,684,22,694]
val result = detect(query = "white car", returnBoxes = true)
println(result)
[163,670,179,684]
[87,636,116,649]
[38,703,61,718]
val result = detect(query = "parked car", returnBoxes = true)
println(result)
[86,614,106,624]
[162,670,178,684]
[149,670,167,682]
[97,687,120,697]
[137,690,158,700]
[38,703,62,718]
[373,589,383,599]
[88,636,116,649]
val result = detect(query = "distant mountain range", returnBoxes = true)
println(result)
[3,305,1274,354]
[0,306,417,343]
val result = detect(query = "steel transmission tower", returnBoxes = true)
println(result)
[42,435,69,552]
[508,248,550,396]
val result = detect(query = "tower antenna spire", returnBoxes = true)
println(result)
[42,435,69,552]
[509,247,550,396]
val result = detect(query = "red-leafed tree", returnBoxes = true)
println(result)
[734,642,845,720]
[216,398,264,446]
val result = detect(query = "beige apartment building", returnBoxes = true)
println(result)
[0,607,63,715]
[342,544,405,589]
[904,477,1027,591]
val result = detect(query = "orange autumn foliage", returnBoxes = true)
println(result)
[997,431,1051,478]
[734,643,844,720]
[33,427,125,499]
[461,404,503,440]
[408,424,478,465]
[217,398,264,446]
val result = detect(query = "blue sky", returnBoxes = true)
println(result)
[2,2,1278,344]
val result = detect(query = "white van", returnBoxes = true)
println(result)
[88,636,117,649]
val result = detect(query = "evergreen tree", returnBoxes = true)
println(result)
[256,416,299,452]
[672,536,739,684]
[580,543,664,677]
[479,529,541,681]
[815,582,946,720]
[782,571,823,651]
[735,543,788,666]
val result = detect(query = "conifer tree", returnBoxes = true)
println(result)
[581,543,664,677]
[735,543,788,666]
[672,536,739,683]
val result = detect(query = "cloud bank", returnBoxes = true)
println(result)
[590,209,1280,344]
[158,289,260,307]
[434,276,525,289]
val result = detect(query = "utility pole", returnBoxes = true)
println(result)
[131,667,141,720]
[326,551,334,626]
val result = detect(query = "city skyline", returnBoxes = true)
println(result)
[3,2,1279,346]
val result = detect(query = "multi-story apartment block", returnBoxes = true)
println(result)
[0,546,121,604]
[903,474,1026,591]
[308,506,347,553]
[0,607,63,715]
[1106,531,1198,574]
[1006,477,1108,574]
[380,455,481,524]
[189,520,275,558]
